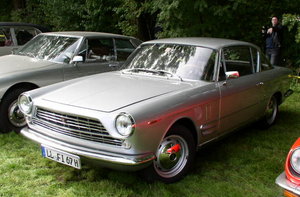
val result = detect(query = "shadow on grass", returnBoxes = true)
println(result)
[192,108,299,177]
[53,163,143,185]
[46,107,299,188]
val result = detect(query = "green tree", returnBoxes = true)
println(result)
[10,0,120,33]
[3,0,300,67]
[0,0,13,21]
[283,14,300,43]
[282,14,300,67]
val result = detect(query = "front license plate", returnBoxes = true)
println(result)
[41,145,81,169]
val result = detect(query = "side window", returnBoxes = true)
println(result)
[115,39,135,61]
[222,46,254,77]
[80,38,115,63]
[250,47,259,72]
[0,27,13,47]
[260,53,273,71]
[14,26,41,45]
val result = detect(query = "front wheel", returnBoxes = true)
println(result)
[141,125,196,183]
[0,88,29,133]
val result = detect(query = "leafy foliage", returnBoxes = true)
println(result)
[2,0,300,67]
[0,0,13,21]
[282,14,300,67]
[10,0,120,33]
[283,14,300,43]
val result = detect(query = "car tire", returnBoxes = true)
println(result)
[260,95,279,129]
[140,125,196,183]
[0,88,30,133]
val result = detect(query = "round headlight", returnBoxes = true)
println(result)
[291,148,300,174]
[18,94,33,115]
[115,113,135,137]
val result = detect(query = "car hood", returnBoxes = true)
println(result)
[0,55,55,76]
[41,72,195,112]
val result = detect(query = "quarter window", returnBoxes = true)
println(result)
[115,39,135,61]
[250,47,259,72]
[0,27,13,46]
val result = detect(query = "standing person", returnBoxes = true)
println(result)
[262,16,283,66]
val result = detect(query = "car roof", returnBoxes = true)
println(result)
[0,22,50,32]
[143,37,257,50]
[42,31,137,40]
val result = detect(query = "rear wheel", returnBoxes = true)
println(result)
[141,125,196,183]
[261,95,278,128]
[0,88,30,133]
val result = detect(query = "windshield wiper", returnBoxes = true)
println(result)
[27,53,36,58]
[156,70,183,81]
[124,68,183,81]
[17,52,36,58]
[125,68,157,74]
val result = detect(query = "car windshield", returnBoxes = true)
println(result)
[16,34,81,63]
[122,44,215,81]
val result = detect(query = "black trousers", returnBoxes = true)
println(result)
[266,48,281,66]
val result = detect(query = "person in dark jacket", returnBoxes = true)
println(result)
[262,16,283,66]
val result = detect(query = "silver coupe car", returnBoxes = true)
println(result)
[0,31,141,133]
[19,38,293,183]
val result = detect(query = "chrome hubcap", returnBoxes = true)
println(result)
[265,97,277,125]
[8,100,26,127]
[154,135,189,178]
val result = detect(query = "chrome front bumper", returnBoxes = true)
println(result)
[21,127,155,171]
[276,172,300,196]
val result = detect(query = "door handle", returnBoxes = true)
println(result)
[256,82,264,87]
[109,62,119,67]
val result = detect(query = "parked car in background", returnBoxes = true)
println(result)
[0,22,50,56]
[0,31,142,133]
[276,138,300,197]
[19,38,293,183]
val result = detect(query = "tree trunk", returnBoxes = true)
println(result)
[12,0,26,9]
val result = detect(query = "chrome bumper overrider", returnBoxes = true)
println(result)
[21,127,155,170]
[276,172,300,196]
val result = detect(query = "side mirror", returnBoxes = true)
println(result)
[225,71,240,79]
[11,48,18,55]
[109,62,120,67]
[70,55,83,65]
[72,55,83,62]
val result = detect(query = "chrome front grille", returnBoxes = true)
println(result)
[32,107,124,147]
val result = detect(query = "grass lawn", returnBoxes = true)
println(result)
[0,84,299,197]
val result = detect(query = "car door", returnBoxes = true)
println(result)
[217,45,262,133]
[253,50,278,113]
[195,50,221,142]
[63,37,117,81]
